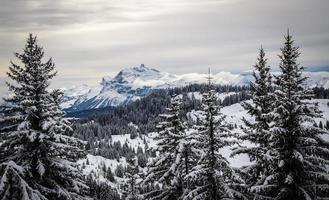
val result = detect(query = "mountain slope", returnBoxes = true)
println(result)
[62,64,329,112]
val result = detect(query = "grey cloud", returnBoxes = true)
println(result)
[0,0,127,32]
[0,0,328,91]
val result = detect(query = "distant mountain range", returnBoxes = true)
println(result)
[61,64,329,112]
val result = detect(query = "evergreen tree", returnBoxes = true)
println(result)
[253,31,329,199]
[86,176,121,200]
[231,46,273,197]
[106,167,116,183]
[137,152,147,168]
[143,94,188,199]
[0,34,87,200]
[123,154,141,200]
[184,74,246,200]
[115,164,125,178]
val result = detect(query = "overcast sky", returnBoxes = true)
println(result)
[0,0,329,90]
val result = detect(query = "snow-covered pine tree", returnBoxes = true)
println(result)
[252,31,329,199]
[49,89,73,136]
[180,128,197,199]
[123,153,141,200]
[231,46,273,196]
[0,34,88,200]
[184,73,246,200]
[143,93,189,200]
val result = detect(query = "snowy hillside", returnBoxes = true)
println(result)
[77,132,157,191]
[62,64,329,112]
[77,98,329,188]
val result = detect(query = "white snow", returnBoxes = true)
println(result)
[77,154,127,188]
[58,65,329,111]
[60,84,92,109]
[304,72,329,89]
[313,99,329,123]
[76,98,329,189]
[221,101,252,127]
[186,91,237,102]
[187,99,329,168]
[77,131,158,188]
[110,133,157,152]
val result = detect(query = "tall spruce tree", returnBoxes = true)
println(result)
[184,73,246,200]
[231,46,273,197]
[143,94,188,200]
[0,34,88,200]
[123,153,141,200]
[252,31,329,199]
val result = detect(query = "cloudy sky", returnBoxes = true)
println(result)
[0,0,329,90]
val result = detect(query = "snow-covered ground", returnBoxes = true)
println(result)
[77,154,127,188]
[187,91,237,102]
[77,132,157,187]
[314,99,329,123]
[77,98,329,188]
[110,132,157,152]
[222,99,329,127]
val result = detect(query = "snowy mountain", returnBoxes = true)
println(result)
[62,64,243,111]
[62,64,329,112]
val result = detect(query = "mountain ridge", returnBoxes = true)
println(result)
[62,64,329,112]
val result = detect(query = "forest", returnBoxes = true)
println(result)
[1,32,329,200]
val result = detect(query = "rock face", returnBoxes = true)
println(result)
[62,64,329,112]
[63,64,166,112]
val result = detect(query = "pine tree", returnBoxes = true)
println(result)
[231,46,273,197]
[143,94,188,199]
[86,176,121,200]
[181,128,197,198]
[0,34,88,200]
[184,73,246,200]
[137,152,147,168]
[253,31,329,199]
[123,154,141,200]
[48,89,73,136]
[115,164,125,178]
